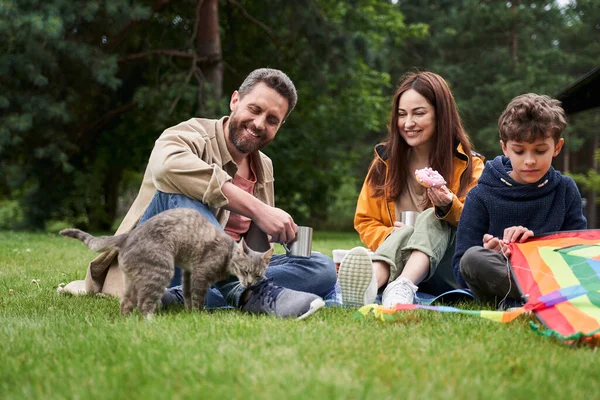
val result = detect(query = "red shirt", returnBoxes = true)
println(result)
[224,167,256,241]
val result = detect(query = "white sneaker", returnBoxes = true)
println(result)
[60,280,88,295]
[337,247,378,307]
[382,277,418,307]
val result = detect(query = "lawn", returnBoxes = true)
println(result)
[1,230,598,400]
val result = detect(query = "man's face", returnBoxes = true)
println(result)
[501,135,564,184]
[227,82,289,154]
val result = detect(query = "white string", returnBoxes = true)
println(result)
[497,245,513,310]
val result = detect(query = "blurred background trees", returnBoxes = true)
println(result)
[1,0,598,231]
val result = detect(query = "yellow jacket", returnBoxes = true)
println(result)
[354,144,484,251]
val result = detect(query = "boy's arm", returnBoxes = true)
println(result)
[561,178,588,231]
[452,192,489,287]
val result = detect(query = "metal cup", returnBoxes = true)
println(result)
[400,211,420,227]
[283,226,313,258]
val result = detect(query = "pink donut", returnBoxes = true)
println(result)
[415,167,446,188]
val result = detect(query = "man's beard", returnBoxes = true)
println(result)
[228,115,271,154]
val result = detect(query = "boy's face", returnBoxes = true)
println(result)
[501,135,564,185]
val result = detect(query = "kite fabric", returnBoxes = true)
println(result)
[357,229,600,345]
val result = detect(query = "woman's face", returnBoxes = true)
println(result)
[397,89,436,150]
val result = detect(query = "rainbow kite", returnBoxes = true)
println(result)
[358,230,600,345]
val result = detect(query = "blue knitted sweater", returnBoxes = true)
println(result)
[453,155,587,287]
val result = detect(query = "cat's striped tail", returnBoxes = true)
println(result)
[59,229,127,253]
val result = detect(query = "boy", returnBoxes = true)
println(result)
[453,93,587,306]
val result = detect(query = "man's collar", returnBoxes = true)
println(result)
[216,116,234,167]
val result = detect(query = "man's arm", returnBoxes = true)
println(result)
[149,126,232,209]
[221,182,297,244]
[149,123,298,243]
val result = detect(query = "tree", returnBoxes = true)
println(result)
[393,0,585,157]
[1,0,425,230]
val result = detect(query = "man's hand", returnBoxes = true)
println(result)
[483,234,511,257]
[502,226,534,244]
[221,182,297,243]
[254,204,298,244]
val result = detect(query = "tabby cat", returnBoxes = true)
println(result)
[60,208,272,317]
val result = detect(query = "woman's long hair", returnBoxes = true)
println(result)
[367,71,474,201]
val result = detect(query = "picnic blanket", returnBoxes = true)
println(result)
[358,229,600,346]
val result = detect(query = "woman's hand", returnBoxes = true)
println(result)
[427,185,453,213]
[393,221,405,230]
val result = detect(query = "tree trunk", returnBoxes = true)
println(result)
[197,0,223,115]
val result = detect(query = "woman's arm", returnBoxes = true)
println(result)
[354,178,394,251]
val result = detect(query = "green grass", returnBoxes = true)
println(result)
[1,231,598,400]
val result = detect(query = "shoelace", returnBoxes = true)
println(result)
[388,281,414,302]
[247,278,284,307]
[165,286,185,304]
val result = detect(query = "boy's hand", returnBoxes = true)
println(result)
[502,226,534,244]
[483,234,511,257]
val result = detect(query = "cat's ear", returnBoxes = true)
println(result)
[263,247,274,264]
[238,238,249,254]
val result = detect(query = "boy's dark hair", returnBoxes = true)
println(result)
[498,93,567,143]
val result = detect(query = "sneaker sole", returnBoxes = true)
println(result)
[338,248,375,308]
[297,298,325,320]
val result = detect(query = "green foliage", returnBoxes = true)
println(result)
[219,0,416,226]
[44,219,73,234]
[1,0,153,228]
[2,0,597,230]
[324,169,363,231]
[0,200,24,230]
[391,0,595,155]
[570,149,600,203]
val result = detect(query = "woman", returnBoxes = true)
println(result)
[338,71,484,307]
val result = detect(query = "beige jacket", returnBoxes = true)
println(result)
[83,117,275,297]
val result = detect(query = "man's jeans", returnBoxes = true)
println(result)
[138,191,337,308]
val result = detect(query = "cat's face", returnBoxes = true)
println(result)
[231,240,273,288]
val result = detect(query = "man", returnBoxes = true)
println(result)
[63,68,337,319]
